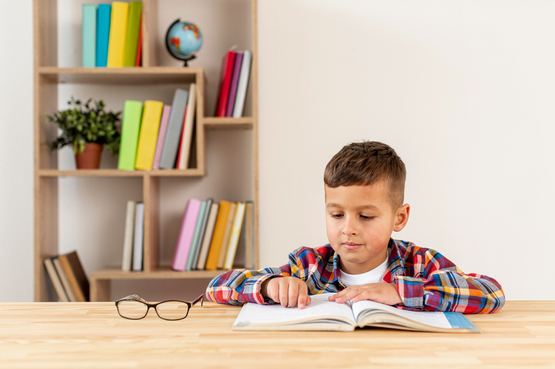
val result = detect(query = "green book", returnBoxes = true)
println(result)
[118,100,144,170]
[123,1,142,67]
[186,200,208,271]
[82,4,96,67]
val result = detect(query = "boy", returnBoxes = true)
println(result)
[206,141,505,313]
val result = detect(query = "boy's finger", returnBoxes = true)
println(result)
[288,284,299,308]
[279,282,289,307]
[297,284,308,309]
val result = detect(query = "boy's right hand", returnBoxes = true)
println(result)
[261,277,311,309]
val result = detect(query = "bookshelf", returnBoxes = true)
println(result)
[33,0,259,302]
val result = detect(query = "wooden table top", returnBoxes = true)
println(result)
[0,301,553,368]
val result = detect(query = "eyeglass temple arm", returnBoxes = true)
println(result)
[192,294,204,307]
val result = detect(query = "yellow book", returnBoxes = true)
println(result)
[217,202,237,269]
[205,200,231,270]
[107,1,129,67]
[224,202,246,270]
[135,100,164,170]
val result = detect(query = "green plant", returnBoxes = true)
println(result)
[47,97,122,155]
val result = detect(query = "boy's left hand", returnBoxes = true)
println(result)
[329,283,403,306]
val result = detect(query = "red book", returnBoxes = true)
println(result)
[135,14,143,66]
[215,50,236,117]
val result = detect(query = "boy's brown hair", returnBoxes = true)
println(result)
[324,141,406,208]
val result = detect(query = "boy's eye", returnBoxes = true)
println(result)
[360,215,374,220]
[331,214,343,219]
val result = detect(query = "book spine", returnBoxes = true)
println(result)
[132,203,145,271]
[217,50,236,117]
[226,52,243,117]
[205,200,231,270]
[107,1,129,68]
[53,257,77,302]
[185,200,208,271]
[95,4,111,67]
[196,202,219,270]
[121,200,136,272]
[217,202,237,269]
[123,1,142,67]
[44,257,69,302]
[232,50,252,118]
[159,89,189,169]
[177,83,197,169]
[224,202,246,270]
[152,105,171,170]
[82,4,96,68]
[117,100,143,171]
[172,199,202,271]
[135,100,164,170]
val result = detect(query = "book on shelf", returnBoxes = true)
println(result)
[123,1,142,67]
[204,200,231,270]
[172,198,202,271]
[135,13,143,67]
[118,100,143,171]
[224,202,246,270]
[132,202,145,272]
[107,1,129,68]
[190,198,214,269]
[135,100,163,170]
[95,4,111,67]
[196,201,219,270]
[58,251,90,302]
[176,83,197,170]
[121,200,136,272]
[152,105,171,170]
[43,256,69,302]
[233,50,252,118]
[226,52,243,117]
[215,50,237,117]
[216,202,237,269]
[233,293,481,333]
[185,199,208,271]
[159,88,189,169]
[53,257,77,302]
[82,4,96,68]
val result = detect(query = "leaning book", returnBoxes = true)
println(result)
[232,293,480,333]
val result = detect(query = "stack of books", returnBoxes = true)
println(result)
[82,1,143,68]
[121,201,144,272]
[171,199,255,272]
[43,251,90,302]
[118,85,197,171]
[215,49,252,118]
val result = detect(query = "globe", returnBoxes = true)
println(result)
[165,19,203,66]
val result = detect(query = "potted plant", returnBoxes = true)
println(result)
[47,97,122,169]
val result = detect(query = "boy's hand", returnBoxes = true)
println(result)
[328,283,402,306]
[261,277,311,309]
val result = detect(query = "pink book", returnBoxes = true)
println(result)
[152,105,171,170]
[172,198,202,271]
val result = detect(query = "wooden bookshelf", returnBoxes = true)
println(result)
[33,0,259,302]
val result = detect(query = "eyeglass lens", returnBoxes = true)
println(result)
[156,301,190,320]
[117,300,149,319]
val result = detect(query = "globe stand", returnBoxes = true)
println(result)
[165,19,199,67]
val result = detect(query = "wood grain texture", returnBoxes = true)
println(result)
[0,301,553,368]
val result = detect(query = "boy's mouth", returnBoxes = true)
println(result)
[342,242,361,250]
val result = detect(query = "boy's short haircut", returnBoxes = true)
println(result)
[324,141,406,208]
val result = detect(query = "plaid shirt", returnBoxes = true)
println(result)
[206,239,505,314]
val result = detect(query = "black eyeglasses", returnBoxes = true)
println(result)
[115,294,204,321]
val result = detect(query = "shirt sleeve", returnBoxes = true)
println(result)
[394,246,505,314]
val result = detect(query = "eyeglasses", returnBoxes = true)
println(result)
[115,294,204,321]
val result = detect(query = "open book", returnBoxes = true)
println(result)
[233,293,480,333]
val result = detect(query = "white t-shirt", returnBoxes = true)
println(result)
[339,256,389,287]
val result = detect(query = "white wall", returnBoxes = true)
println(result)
[1,0,554,301]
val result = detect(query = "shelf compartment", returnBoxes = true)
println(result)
[91,267,223,280]
[38,169,205,177]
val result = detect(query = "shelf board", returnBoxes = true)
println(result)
[204,117,253,130]
[38,168,204,177]
[91,267,223,280]
[37,66,201,84]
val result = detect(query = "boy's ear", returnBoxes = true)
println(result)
[393,203,410,232]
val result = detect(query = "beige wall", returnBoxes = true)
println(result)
[1,0,554,301]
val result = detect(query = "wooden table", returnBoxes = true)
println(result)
[0,301,553,368]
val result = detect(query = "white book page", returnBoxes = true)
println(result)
[235,293,356,326]
[352,300,452,329]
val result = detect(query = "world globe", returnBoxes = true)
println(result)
[165,19,203,66]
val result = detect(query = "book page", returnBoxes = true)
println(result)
[352,300,452,329]
[234,293,356,326]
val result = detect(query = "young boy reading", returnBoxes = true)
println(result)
[206,141,505,313]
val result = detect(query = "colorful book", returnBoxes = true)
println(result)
[118,100,143,171]
[185,200,208,271]
[82,4,96,68]
[244,201,254,269]
[135,14,143,67]
[43,256,69,302]
[191,198,214,269]
[177,83,196,169]
[123,1,142,67]
[226,52,243,116]
[224,202,246,270]
[233,50,252,118]
[216,50,236,117]
[95,4,111,67]
[196,202,219,270]
[172,199,202,271]
[135,100,164,170]
[159,89,189,169]
[205,200,231,270]
[152,105,171,170]
[132,202,145,272]
[121,200,136,272]
[53,257,77,302]
[58,251,90,302]
[107,1,129,68]
[217,202,237,269]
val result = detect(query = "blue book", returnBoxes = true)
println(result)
[95,4,111,67]
[82,4,96,67]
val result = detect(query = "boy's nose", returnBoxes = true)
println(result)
[341,217,358,236]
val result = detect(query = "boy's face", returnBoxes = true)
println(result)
[325,181,410,275]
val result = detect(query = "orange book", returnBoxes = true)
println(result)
[205,200,231,270]
[216,202,237,269]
